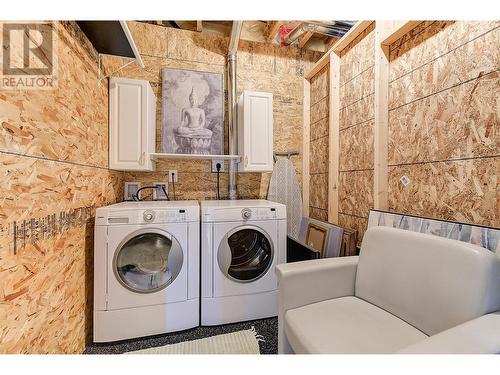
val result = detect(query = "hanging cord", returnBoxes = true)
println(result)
[171,172,176,200]
[133,185,170,201]
[133,186,156,201]
[216,162,222,200]
[160,185,170,201]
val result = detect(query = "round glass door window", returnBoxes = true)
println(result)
[114,230,183,293]
[218,227,273,283]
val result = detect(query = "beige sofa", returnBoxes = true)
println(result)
[276,226,500,354]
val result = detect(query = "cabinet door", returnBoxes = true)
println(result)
[109,77,154,171]
[240,91,273,172]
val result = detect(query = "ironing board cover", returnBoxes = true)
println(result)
[267,158,303,238]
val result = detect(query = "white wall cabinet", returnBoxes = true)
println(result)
[109,77,156,171]
[237,90,273,172]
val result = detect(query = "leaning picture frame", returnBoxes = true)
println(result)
[305,223,328,257]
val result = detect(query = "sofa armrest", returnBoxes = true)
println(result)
[276,256,358,312]
[397,312,500,354]
[276,256,358,353]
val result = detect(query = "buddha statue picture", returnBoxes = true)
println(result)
[161,67,223,155]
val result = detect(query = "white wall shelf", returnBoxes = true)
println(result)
[150,153,241,161]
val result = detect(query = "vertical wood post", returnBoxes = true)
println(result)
[302,78,310,216]
[374,22,390,210]
[328,53,341,224]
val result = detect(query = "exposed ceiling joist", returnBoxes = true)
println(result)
[324,36,340,50]
[298,31,314,48]
[137,20,352,53]
[266,21,281,43]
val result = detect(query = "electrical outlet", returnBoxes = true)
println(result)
[211,159,225,173]
[153,182,168,200]
[400,175,411,186]
[168,170,178,183]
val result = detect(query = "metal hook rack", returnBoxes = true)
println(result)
[273,150,300,163]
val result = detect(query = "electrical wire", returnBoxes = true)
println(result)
[171,172,176,200]
[132,185,170,201]
[160,185,170,201]
[132,186,157,201]
[216,163,221,200]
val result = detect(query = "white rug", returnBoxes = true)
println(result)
[126,328,263,354]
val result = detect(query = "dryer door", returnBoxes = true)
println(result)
[218,226,273,283]
[213,220,278,297]
[114,229,183,294]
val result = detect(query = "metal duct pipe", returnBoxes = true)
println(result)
[227,21,243,200]
[307,21,352,36]
[308,25,347,39]
[310,20,356,29]
[282,21,354,45]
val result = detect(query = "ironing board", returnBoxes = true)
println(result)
[267,157,303,238]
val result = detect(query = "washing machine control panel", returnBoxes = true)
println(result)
[148,209,187,223]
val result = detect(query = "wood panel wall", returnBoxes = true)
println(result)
[306,20,498,247]
[337,22,376,243]
[309,65,329,220]
[0,22,122,353]
[388,21,500,228]
[111,22,320,201]
[1,21,320,353]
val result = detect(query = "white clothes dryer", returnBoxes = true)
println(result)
[93,201,199,342]
[201,200,286,325]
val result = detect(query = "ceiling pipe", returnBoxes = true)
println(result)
[227,21,243,200]
[282,21,354,46]
[307,21,353,36]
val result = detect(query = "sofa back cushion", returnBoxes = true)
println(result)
[355,226,500,336]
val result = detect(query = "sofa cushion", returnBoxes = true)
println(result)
[355,227,500,336]
[284,296,427,354]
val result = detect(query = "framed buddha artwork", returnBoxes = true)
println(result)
[161,67,224,155]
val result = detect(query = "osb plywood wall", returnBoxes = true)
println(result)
[0,22,122,353]
[388,21,500,228]
[109,21,321,200]
[309,65,329,220]
[337,22,375,243]
[321,20,499,246]
[0,20,320,353]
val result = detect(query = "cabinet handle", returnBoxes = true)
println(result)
[139,152,145,165]
[245,155,248,167]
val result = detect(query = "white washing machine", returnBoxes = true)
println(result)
[201,199,287,325]
[93,201,199,342]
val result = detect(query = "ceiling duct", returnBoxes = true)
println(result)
[282,21,355,46]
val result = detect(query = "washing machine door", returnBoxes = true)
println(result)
[217,225,274,283]
[114,228,183,294]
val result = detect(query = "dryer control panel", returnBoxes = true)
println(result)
[95,209,188,225]
[203,206,283,222]
[240,207,278,221]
